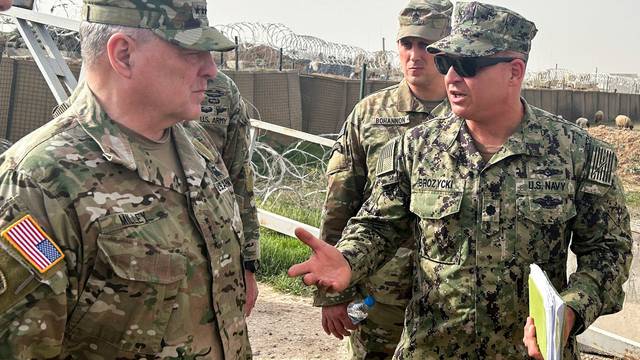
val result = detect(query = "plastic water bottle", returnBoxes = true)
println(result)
[347,295,376,325]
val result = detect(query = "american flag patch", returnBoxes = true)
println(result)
[376,141,396,177]
[587,146,615,186]
[1,215,64,273]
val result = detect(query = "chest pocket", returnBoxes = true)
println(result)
[68,217,188,354]
[515,193,576,264]
[410,190,465,265]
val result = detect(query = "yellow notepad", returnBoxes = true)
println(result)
[528,264,566,360]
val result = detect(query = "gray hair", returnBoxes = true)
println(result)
[79,22,155,66]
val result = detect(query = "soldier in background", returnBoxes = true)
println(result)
[289,1,633,359]
[199,71,260,316]
[315,0,452,358]
[0,0,252,357]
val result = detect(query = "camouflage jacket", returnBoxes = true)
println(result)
[199,72,260,262]
[316,80,450,306]
[0,83,251,359]
[337,100,633,359]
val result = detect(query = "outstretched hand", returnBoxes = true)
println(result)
[287,227,352,293]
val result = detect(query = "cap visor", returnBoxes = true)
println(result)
[426,32,500,57]
[397,25,447,43]
[155,26,236,52]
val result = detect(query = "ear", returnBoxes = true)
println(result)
[509,58,526,85]
[105,33,136,79]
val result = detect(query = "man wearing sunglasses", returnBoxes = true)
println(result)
[288,1,632,359]
[314,0,452,358]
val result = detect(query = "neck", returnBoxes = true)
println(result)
[466,99,524,147]
[87,70,170,141]
[407,77,447,102]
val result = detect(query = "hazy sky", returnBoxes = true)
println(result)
[211,0,640,75]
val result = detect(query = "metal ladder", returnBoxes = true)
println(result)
[1,6,79,104]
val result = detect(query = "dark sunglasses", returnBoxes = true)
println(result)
[434,55,516,77]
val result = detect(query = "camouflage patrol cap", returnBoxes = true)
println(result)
[426,1,537,58]
[397,0,453,42]
[81,0,236,52]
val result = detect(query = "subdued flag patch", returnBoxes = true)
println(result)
[587,146,615,186]
[1,215,64,273]
[0,268,6,295]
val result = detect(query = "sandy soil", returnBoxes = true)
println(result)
[247,283,348,359]
[247,283,625,359]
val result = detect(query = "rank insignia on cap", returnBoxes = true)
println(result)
[1,215,64,274]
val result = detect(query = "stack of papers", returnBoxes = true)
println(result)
[528,263,566,360]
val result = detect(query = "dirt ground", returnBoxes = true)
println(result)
[247,283,624,360]
[247,283,348,359]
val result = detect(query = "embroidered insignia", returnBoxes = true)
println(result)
[376,141,396,176]
[374,115,410,125]
[0,268,6,295]
[1,215,64,273]
[215,178,233,193]
[587,146,615,186]
[411,10,421,24]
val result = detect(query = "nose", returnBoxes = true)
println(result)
[200,52,218,79]
[445,65,462,83]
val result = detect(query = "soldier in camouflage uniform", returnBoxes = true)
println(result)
[0,0,252,358]
[315,1,452,358]
[199,71,261,316]
[289,2,633,359]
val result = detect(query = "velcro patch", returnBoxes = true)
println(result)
[1,215,64,274]
[376,141,396,176]
[374,115,410,125]
[587,145,615,186]
[0,269,6,295]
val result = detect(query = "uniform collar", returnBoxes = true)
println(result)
[438,98,546,160]
[68,82,209,186]
[396,79,433,113]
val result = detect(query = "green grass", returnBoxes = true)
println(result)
[257,229,313,296]
[256,201,321,296]
[626,191,640,210]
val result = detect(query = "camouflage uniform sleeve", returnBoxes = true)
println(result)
[314,108,369,306]
[225,95,260,262]
[336,136,414,286]
[0,170,76,359]
[562,139,633,335]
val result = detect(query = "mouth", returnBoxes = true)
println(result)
[448,89,467,104]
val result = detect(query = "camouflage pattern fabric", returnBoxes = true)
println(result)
[316,80,450,358]
[337,99,633,359]
[426,1,538,58]
[0,83,251,359]
[82,0,236,52]
[199,71,260,262]
[396,0,453,42]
